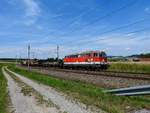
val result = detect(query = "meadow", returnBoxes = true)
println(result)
[108,62,150,74]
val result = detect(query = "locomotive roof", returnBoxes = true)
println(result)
[65,50,105,57]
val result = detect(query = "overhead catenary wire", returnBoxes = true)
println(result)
[65,0,138,34]
[82,0,138,28]
[64,0,114,28]
[74,26,150,45]
[45,0,143,54]
[61,17,150,46]
[45,0,139,48]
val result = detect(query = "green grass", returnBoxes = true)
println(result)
[108,63,150,74]
[8,65,150,113]
[0,64,9,113]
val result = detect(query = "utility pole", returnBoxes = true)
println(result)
[32,52,35,59]
[28,44,30,71]
[56,45,59,61]
[15,55,17,64]
[19,55,21,63]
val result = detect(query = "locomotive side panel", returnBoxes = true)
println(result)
[63,51,108,69]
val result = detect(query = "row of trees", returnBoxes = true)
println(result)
[130,53,150,58]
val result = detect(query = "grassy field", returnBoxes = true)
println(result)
[108,63,150,74]
[8,65,150,113]
[0,64,9,113]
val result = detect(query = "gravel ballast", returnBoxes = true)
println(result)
[26,67,150,88]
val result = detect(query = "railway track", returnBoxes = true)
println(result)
[53,69,150,81]
[29,66,150,81]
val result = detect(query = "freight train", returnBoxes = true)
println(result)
[22,50,108,70]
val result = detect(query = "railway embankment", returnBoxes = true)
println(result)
[18,65,150,88]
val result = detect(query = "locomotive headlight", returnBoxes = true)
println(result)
[87,58,93,62]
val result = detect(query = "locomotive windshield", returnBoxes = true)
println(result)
[99,52,107,57]
[93,53,98,57]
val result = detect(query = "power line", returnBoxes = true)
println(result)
[95,18,150,36]
[61,17,150,45]
[83,0,137,28]
[66,0,138,34]
[46,0,138,48]
[64,0,113,28]
[76,26,150,45]
[127,26,150,34]
[60,26,150,48]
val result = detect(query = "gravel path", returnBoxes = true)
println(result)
[130,109,150,113]
[5,67,102,113]
[2,67,60,113]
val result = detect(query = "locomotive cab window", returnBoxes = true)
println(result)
[93,53,98,57]
[99,52,106,57]
[86,53,91,57]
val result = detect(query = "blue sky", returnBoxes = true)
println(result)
[0,0,150,58]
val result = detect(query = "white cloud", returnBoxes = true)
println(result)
[0,41,79,58]
[125,33,135,36]
[23,18,37,26]
[144,7,150,13]
[29,45,82,58]
[22,0,41,26]
[23,0,41,17]
[95,37,136,46]
[65,33,150,55]
[0,48,19,53]
[125,47,131,51]
[36,25,43,30]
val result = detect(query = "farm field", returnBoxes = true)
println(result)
[108,62,150,74]
[7,64,150,113]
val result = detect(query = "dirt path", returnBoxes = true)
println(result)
[3,67,61,113]
[4,67,103,113]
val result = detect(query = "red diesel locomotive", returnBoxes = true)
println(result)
[63,50,108,69]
